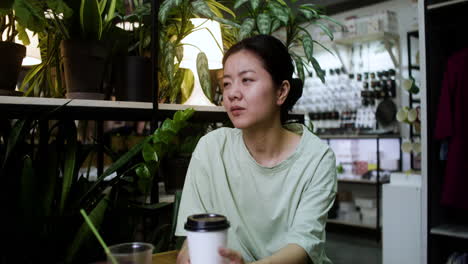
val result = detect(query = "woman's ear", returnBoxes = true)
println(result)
[276,80,290,106]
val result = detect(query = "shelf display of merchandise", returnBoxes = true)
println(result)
[295,67,398,135]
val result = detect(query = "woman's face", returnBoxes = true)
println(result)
[222,50,284,129]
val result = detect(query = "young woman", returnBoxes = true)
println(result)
[175,34,337,264]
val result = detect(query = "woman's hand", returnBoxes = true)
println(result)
[176,241,190,264]
[219,247,246,264]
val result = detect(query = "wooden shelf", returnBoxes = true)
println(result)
[0,96,305,122]
[327,218,377,229]
[430,224,468,239]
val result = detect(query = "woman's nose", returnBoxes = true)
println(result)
[227,85,242,101]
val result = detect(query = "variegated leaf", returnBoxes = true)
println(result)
[250,0,260,11]
[268,1,289,24]
[238,18,255,41]
[256,13,271,35]
[196,52,212,102]
[181,69,195,103]
[301,33,314,62]
[158,0,177,24]
[176,45,184,64]
[271,19,281,33]
[164,42,175,83]
[311,57,325,83]
[191,0,215,19]
[293,56,305,82]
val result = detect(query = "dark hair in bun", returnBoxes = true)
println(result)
[223,34,304,124]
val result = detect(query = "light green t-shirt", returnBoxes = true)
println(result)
[175,124,337,264]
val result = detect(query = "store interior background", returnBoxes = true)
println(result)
[301,0,421,263]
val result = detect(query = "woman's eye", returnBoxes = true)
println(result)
[223,82,230,88]
[242,78,252,83]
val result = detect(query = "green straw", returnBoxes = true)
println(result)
[80,209,118,264]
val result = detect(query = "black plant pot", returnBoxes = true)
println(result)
[160,155,191,194]
[0,42,26,95]
[114,56,152,102]
[60,40,109,99]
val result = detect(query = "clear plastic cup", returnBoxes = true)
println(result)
[107,242,154,264]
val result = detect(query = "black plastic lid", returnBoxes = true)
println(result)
[184,214,230,232]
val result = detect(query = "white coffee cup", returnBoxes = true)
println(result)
[185,214,230,264]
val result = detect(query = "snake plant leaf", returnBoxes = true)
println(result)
[293,55,305,82]
[191,0,215,19]
[301,33,314,62]
[256,13,271,35]
[233,0,249,9]
[104,0,117,25]
[196,52,212,102]
[143,142,158,163]
[158,0,176,24]
[60,120,77,214]
[268,1,289,24]
[250,0,260,11]
[66,194,109,263]
[238,18,255,41]
[311,57,325,83]
[80,0,102,40]
[98,0,107,14]
[181,68,195,103]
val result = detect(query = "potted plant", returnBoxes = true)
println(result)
[157,0,239,104]
[113,0,153,102]
[0,0,45,95]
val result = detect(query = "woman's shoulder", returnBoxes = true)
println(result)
[194,127,240,153]
[300,125,334,158]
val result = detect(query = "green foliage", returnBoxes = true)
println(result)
[232,0,340,83]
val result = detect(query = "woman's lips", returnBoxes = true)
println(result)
[230,106,245,116]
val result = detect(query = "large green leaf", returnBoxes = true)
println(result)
[196,52,212,102]
[158,0,177,24]
[191,0,215,19]
[250,0,260,11]
[135,163,152,195]
[316,21,333,41]
[268,1,289,24]
[59,120,77,214]
[13,0,47,33]
[256,13,271,35]
[16,23,30,46]
[80,0,102,40]
[0,0,13,9]
[180,68,194,103]
[238,18,255,41]
[66,195,109,263]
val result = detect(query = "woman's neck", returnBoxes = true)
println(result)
[242,123,301,167]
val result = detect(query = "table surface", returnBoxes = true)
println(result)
[152,250,178,264]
